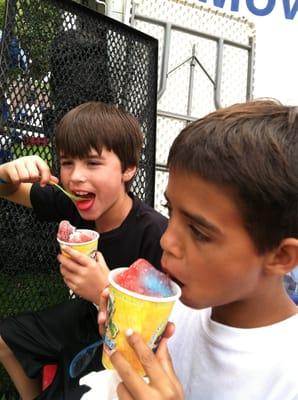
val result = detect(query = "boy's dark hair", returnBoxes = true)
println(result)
[55,101,143,191]
[168,99,298,253]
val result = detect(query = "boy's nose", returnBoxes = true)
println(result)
[69,166,87,183]
[160,222,183,259]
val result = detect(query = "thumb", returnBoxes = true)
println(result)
[96,252,110,272]
[96,251,107,266]
[98,287,109,337]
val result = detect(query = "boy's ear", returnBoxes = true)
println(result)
[265,238,298,276]
[122,165,136,182]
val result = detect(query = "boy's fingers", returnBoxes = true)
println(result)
[124,331,166,388]
[14,163,31,181]
[155,337,176,378]
[155,337,184,398]
[117,382,134,400]
[98,309,107,329]
[95,251,110,275]
[162,321,175,339]
[98,287,109,310]
[6,165,21,184]
[110,350,147,399]
[59,246,91,266]
[49,174,59,184]
[59,261,76,277]
[11,163,34,184]
[60,267,76,290]
[19,157,49,185]
[59,262,76,282]
[58,255,81,273]
[96,251,108,268]
[33,159,52,185]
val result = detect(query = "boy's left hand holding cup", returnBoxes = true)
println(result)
[58,247,109,304]
[57,224,109,304]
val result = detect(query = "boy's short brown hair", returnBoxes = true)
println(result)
[168,99,298,253]
[55,101,143,191]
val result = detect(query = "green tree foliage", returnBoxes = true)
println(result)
[0,0,5,29]
[15,0,61,80]
[0,0,61,81]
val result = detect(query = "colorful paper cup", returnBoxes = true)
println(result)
[57,229,99,259]
[102,267,181,376]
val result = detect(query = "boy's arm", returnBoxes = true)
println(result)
[0,156,58,208]
[0,180,32,207]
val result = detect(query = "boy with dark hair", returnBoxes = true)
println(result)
[0,101,167,399]
[104,99,298,400]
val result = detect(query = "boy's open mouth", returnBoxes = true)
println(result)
[74,192,95,210]
[164,270,184,288]
[171,276,184,288]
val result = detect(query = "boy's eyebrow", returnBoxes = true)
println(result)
[164,192,222,235]
[59,154,102,160]
[181,210,222,235]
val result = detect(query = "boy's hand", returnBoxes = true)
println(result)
[0,155,58,187]
[110,329,184,400]
[58,247,110,304]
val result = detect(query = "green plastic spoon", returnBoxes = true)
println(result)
[49,181,86,202]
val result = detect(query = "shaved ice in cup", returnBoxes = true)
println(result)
[102,258,181,376]
[57,220,99,259]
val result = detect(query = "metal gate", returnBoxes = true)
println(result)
[129,0,256,214]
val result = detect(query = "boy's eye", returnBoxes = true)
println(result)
[190,225,210,243]
[162,201,211,243]
[87,160,101,166]
[60,160,73,167]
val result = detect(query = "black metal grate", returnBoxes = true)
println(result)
[0,0,158,395]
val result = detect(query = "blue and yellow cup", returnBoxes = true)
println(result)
[102,267,181,376]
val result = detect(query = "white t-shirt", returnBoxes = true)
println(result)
[168,301,298,400]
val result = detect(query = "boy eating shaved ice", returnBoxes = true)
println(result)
[93,99,298,400]
[0,101,167,399]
